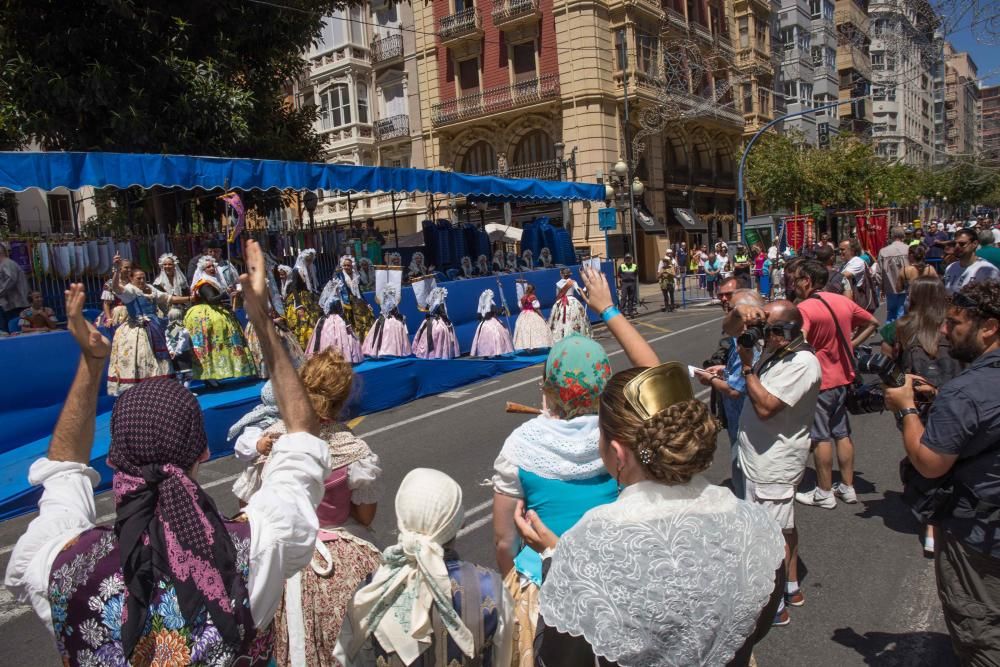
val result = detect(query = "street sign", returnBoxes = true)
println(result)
[818,123,830,147]
[598,207,617,231]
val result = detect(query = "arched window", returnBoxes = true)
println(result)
[663,135,688,183]
[512,130,554,165]
[461,141,496,174]
[716,143,734,178]
[692,138,712,180]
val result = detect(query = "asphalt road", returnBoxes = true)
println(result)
[0,296,958,666]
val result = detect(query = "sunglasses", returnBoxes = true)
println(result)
[955,241,975,248]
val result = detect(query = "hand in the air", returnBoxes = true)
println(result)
[65,283,110,360]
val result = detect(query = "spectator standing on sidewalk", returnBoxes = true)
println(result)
[944,228,1000,294]
[923,221,949,275]
[792,260,879,509]
[735,300,821,626]
[878,226,913,323]
[705,250,724,299]
[656,250,678,312]
[0,242,29,333]
[884,280,1000,665]
[975,229,1000,271]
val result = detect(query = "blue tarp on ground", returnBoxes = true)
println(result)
[0,264,615,520]
[0,151,607,201]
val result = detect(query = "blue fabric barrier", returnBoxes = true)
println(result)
[0,352,549,521]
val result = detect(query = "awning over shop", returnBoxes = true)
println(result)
[672,208,707,231]
[747,214,781,228]
[634,206,662,233]
[0,151,607,201]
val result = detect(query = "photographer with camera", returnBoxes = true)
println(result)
[695,284,763,497]
[883,280,1000,664]
[733,300,822,626]
[793,260,880,509]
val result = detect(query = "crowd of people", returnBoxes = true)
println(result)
[16,236,589,396]
[6,212,1000,666]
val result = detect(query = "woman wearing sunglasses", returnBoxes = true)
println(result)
[516,361,785,667]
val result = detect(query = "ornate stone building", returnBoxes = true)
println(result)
[412,0,777,277]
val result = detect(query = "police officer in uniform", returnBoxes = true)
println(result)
[618,253,639,317]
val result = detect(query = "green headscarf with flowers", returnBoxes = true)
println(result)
[543,334,613,419]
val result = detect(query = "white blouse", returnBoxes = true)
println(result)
[4,432,332,635]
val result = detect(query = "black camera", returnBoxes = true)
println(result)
[703,338,732,369]
[737,324,765,349]
[846,345,906,415]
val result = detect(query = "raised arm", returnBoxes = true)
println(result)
[579,265,659,367]
[49,284,112,463]
[241,240,318,436]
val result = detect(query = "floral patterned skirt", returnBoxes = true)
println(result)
[184,304,256,381]
[343,297,374,344]
[107,319,172,396]
[504,569,540,667]
[273,534,382,667]
[284,292,322,350]
[547,297,592,342]
[245,320,307,379]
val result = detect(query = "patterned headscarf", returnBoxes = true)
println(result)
[109,379,250,661]
[543,334,613,419]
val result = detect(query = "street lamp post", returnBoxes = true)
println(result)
[604,165,644,260]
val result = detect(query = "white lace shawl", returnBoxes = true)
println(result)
[499,415,604,481]
[539,477,784,667]
[319,278,344,313]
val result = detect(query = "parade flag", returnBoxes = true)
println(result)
[411,274,436,311]
[375,266,403,299]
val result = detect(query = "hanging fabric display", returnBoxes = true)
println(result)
[87,239,99,270]
[53,243,71,278]
[36,242,49,277]
[74,242,87,275]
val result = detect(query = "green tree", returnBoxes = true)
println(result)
[745,132,813,211]
[0,0,342,160]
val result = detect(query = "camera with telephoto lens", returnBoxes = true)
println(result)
[846,345,907,415]
[737,324,766,349]
[703,337,732,369]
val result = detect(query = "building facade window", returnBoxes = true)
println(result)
[513,130,555,164]
[511,41,537,83]
[357,83,369,124]
[47,194,72,234]
[461,141,496,173]
[312,7,366,56]
[319,84,353,130]
[458,58,480,93]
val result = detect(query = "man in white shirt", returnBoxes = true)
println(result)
[4,241,330,664]
[944,228,1000,294]
[735,299,822,626]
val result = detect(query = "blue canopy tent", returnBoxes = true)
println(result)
[0,151,605,200]
[0,151,610,520]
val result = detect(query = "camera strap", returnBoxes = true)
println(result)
[754,334,812,376]
[809,293,860,385]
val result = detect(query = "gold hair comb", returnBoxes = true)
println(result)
[623,362,695,421]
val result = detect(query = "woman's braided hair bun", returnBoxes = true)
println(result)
[634,400,719,484]
[300,348,354,421]
[600,368,720,485]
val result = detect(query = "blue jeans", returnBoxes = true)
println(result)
[886,291,907,323]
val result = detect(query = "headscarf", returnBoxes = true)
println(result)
[428,287,448,315]
[542,334,612,419]
[521,249,534,270]
[110,380,250,660]
[226,381,279,441]
[476,255,490,274]
[492,250,505,269]
[277,264,293,299]
[379,284,400,313]
[408,252,426,276]
[539,247,553,267]
[477,289,495,317]
[387,251,402,267]
[505,252,519,271]
[460,256,474,277]
[153,253,188,296]
[191,255,224,292]
[348,468,472,664]
[358,258,374,289]
[294,248,318,293]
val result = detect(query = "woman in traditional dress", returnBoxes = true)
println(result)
[512,283,552,351]
[17,290,60,333]
[308,277,363,363]
[538,247,554,268]
[165,307,194,385]
[492,250,507,273]
[520,249,535,271]
[335,468,513,666]
[276,264,294,301]
[412,287,460,359]
[407,251,434,281]
[516,362,785,667]
[232,350,383,666]
[505,251,520,273]
[548,268,591,341]
[470,289,514,357]
[151,252,189,318]
[184,255,256,384]
[475,254,492,276]
[284,249,322,349]
[337,255,375,343]
[458,256,476,279]
[245,309,307,379]
[362,284,411,358]
[108,256,189,395]
[97,257,131,327]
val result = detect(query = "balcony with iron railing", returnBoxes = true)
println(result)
[432,73,560,126]
[478,159,560,180]
[622,0,665,22]
[492,0,541,29]
[371,34,403,66]
[691,21,713,42]
[439,8,483,46]
[665,7,687,29]
[374,114,410,142]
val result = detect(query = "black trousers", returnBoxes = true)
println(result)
[620,281,637,313]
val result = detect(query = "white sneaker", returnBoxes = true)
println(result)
[834,483,858,504]
[795,489,837,509]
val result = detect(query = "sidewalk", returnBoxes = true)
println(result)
[635,280,720,310]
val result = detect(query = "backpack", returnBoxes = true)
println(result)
[852,266,879,313]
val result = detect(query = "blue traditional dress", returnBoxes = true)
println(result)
[106,284,172,396]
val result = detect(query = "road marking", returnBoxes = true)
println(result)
[636,321,673,334]
[0,314,723,556]
[346,415,366,430]
[439,391,471,399]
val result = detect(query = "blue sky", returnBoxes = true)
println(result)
[948,24,1000,87]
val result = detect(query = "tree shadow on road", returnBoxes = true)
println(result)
[856,490,922,536]
[831,627,958,666]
